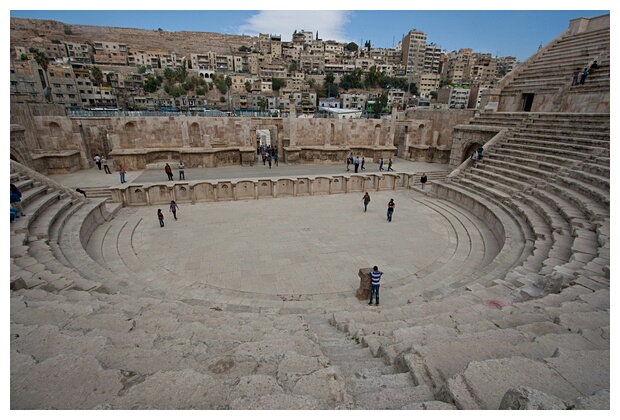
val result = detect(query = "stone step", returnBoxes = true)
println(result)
[440,350,610,409]
[12,191,61,235]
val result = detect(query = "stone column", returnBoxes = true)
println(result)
[356,268,373,300]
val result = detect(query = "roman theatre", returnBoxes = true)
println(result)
[10,15,610,410]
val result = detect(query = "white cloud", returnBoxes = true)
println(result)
[237,10,351,42]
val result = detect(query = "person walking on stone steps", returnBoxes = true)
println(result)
[387,198,395,222]
[470,152,477,166]
[420,173,428,189]
[178,161,185,180]
[361,157,366,171]
[387,158,394,171]
[118,163,126,184]
[477,146,483,161]
[273,151,279,166]
[368,266,383,306]
[102,156,111,174]
[94,154,102,170]
[266,152,272,168]
[362,192,371,212]
[157,209,165,227]
[165,163,174,181]
[262,148,267,165]
[169,200,179,220]
[346,154,351,171]
[379,158,384,171]
[354,156,360,173]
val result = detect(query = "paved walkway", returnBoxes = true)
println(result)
[47,158,499,311]
[48,157,450,188]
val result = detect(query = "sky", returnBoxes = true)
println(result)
[8,1,613,62]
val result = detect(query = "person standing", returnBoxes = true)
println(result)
[470,152,477,166]
[387,198,395,222]
[571,68,580,86]
[580,68,589,85]
[157,209,165,227]
[102,157,111,174]
[368,266,383,306]
[361,157,366,170]
[477,146,483,161]
[387,158,394,171]
[178,161,185,180]
[346,155,351,171]
[169,200,179,220]
[362,192,371,212]
[165,163,173,181]
[354,156,360,173]
[420,173,428,190]
[266,152,272,168]
[118,163,126,184]
[273,151,279,166]
[94,154,102,170]
[262,149,267,165]
[10,184,26,216]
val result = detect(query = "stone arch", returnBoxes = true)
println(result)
[463,142,483,163]
[189,122,201,147]
[374,124,382,145]
[49,122,62,138]
[122,122,137,149]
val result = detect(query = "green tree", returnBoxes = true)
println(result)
[288,61,298,72]
[365,65,382,88]
[196,87,206,96]
[143,74,162,93]
[430,91,438,100]
[91,66,104,85]
[271,78,286,91]
[245,81,252,92]
[344,42,358,52]
[137,65,147,74]
[257,97,268,111]
[373,92,388,118]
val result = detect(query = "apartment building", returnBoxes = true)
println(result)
[293,30,314,45]
[417,72,441,98]
[46,62,81,107]
[340,92,367,110]
[401,30,427,76]
[423,44,442,74]
[92,41,128,66]
[10,59,45,100]
[65,42,92,64]
[300,53,324,73]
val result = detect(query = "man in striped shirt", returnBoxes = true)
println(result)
[368,266,383,306]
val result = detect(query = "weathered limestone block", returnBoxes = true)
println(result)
[499,386,568,410]
[356,267,373,300]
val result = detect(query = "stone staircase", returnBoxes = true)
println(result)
[502,27,610,94]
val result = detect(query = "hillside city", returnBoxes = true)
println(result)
[10,17,519,117]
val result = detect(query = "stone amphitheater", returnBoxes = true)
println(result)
[10,15,611,410]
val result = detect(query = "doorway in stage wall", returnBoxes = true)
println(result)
[521,93,535,112]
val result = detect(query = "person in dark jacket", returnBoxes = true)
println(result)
[10,184,25,216]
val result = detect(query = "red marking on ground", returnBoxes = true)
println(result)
[485,299,505,309]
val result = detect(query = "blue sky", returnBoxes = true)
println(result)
[9,2,612,61]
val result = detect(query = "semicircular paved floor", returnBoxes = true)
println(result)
[88,189,500,309]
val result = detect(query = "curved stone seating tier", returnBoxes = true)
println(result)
[14,288,391,410]
[328,282,608,409]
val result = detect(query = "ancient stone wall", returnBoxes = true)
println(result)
[14,110,465,172]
